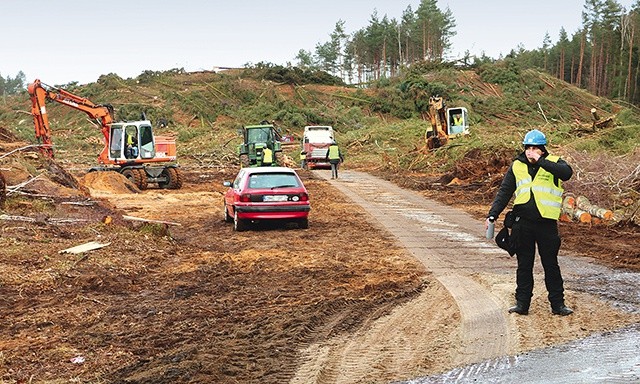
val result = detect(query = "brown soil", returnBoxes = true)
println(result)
[0,142,638,383]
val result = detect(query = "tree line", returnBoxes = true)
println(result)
[0,71,26,98]
[511,0,640,104]
[296,0,455,84]
[299,0,640,105]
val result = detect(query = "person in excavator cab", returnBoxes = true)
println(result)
[452,113,463,127]
[126,132,138,159]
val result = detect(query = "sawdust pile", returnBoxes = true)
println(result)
[80,171,140,194]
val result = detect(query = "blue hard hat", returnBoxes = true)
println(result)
[523,129,547,145]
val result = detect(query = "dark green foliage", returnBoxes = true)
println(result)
[96,73,125,90]
[477,59,521,85]
[242,62,345,86]
[136,68,187,84]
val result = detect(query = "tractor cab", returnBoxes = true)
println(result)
[238,124,283,167]
[108,121,156,161]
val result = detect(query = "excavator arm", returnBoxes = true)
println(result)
[28,79,114,158]
[426,96,449,149]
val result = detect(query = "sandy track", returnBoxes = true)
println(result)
[290,169,638,383]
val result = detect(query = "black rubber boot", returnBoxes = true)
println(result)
[552,305,573,316]
[508,301,529,315]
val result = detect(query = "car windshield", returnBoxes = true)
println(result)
[247,173,300,189]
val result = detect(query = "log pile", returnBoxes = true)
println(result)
[560,193,614,225]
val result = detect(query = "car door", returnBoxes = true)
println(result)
[226,169,246,208]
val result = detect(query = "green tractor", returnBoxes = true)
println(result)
[237,124,284,167]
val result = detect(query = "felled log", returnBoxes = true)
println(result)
[572,208,593,223]
[561,193,591,223]
[575,195,614,221]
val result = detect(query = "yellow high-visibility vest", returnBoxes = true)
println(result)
[512,155,563,219]
[327,145,340,160]
[263,148,273,164]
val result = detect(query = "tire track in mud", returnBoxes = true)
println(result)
[292,170,517,383]
[322,170,514,362]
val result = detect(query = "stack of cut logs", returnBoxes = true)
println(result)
[560,193,614,224]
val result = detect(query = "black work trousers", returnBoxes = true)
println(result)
[329,160,340,179]
[513,219,565,308]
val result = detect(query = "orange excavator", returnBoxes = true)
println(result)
[28,79,182,189]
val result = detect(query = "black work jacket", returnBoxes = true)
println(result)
[488,152,572,222]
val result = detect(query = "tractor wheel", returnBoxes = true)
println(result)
[234,211,248,232]
[158,167,183,189]
[240,154,250,168]
[135,168,149,190]
[122,168,144,189]
[223,201,233,223]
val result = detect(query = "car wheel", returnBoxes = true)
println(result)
[224,202,233,223]
[298,218,309,229]
[234,211,248,232]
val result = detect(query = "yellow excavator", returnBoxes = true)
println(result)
[426,96,469,149]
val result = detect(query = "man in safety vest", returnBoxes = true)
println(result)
[325,141,343,179]
[126,132,138,159]
[300,150,307,169]
[262,147,273,166]
[486,129,574,316]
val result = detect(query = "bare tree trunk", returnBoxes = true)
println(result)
[599,42,606,96]
[626,24,635,100]
[559,47,565,82]
[422,20,427,60]
[577,33,585,87]
[382,36,387,78]
[571,54,575,85]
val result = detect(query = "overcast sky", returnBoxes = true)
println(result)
[1,0,636,86]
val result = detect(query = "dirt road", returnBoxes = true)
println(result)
[1,164,638,383]
[293,169,640,383]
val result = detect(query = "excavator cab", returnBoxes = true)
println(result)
[108,121,156,161]
[446,107,469,136]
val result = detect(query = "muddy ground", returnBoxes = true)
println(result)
[0,145,638,383]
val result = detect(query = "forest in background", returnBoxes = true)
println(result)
[4,0,640,107]
[298,0,640,105]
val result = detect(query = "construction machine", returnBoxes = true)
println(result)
[426,96,469,149]
[28,79,182,189]
[237,123,284,167]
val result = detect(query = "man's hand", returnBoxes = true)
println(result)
[526,147,542,163]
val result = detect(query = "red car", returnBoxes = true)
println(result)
[223,167,310,231]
